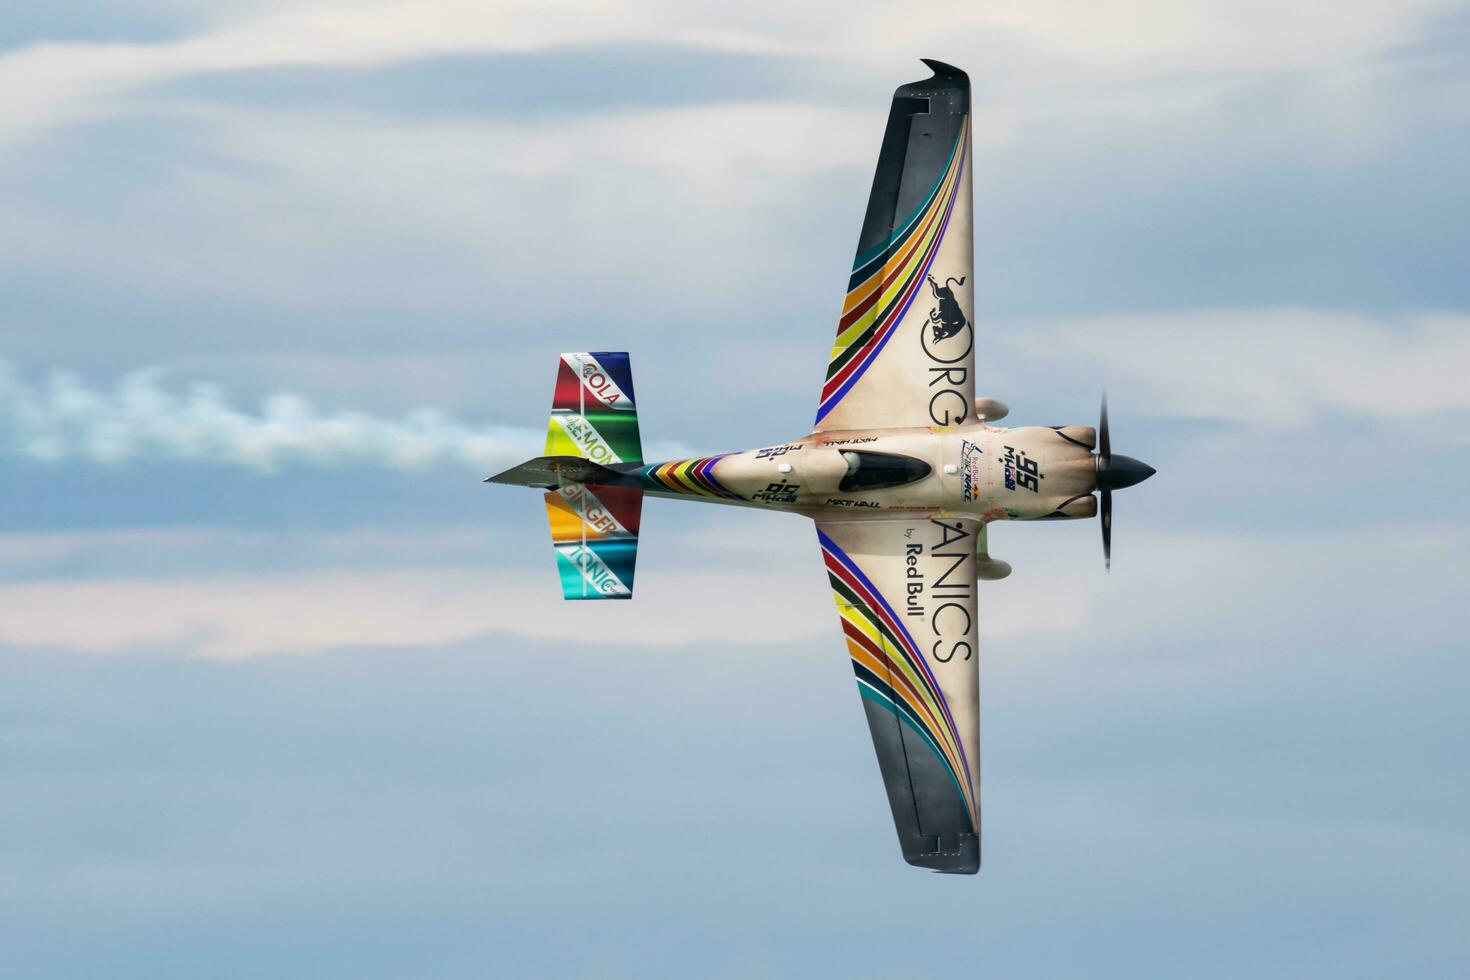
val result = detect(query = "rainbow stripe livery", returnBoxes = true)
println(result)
[817,116,970,426]
[820,527,978,835]
[640,455,742,500]
[542,352,644,600]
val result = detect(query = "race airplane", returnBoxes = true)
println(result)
[489,59,1155,874]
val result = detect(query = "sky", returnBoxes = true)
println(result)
[2,1,1469,976]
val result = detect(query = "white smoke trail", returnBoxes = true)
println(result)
[0,361,684,472]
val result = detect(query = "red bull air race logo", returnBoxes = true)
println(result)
[920,273,972,425]
[960,439,983,502]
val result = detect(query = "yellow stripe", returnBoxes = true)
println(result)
[837,584,976,823]
[828,136,965,359]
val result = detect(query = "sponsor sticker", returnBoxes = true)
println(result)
[751,482,800,503]
[960,440,983,501]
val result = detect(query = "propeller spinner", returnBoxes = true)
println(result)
[1094,393,1156,570]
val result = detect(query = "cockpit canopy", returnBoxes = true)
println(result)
[838,450,932,492]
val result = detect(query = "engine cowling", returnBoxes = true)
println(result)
[1054,425,1095,449]
[1036,494,1098,520]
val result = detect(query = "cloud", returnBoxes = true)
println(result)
[5,5,1468,376]
[0,361,690,471]
[0,0,1449,151]
[1003,308,1470,428]
[0,96,880,338]
[0,0,792,148]
[0,525,508,579]
[0,518,1457,659]
[0,567,829,659]
[0,515,1078,658]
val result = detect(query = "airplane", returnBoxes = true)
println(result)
[488,59,1155,874]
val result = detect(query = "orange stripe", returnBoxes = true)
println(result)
[843,626,961,778]
[544,492,583,542]
[839,147,961,323]
[850,640,969,806]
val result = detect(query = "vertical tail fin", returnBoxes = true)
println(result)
[545,352,642,465]
[541,353,643,600]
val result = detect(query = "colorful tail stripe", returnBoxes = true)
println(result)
[546,352,642,465]
[541,353,643,600]
[640,454,742,500]
[818,528,977,828]
[816,117,970,425]
[545,483,642,600]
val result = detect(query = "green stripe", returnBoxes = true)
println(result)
[850,128,962,274]
[579,410,642,464]
[829,573,909,671]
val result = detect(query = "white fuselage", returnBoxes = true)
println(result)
[646,423,1100,522]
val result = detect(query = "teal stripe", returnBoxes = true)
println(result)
[553,549,589,599]
[552,542,635,600]
[849,129,963,275]
[587,538,637,589]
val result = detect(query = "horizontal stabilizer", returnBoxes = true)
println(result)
[485,455,627,489]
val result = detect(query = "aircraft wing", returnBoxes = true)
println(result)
[815,60,974,432]
[816,517,981,873]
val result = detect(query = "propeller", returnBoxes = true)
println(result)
[1100,393,1112,570]
[1094,392,1155,571]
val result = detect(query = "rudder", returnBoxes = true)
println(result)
[545,352,642,465]
[542,353,643,600]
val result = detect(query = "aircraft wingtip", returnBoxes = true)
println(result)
[920,58,967,81]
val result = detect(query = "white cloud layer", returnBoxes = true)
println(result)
[0,567,819,659]
[0,0,1448,149]
[0,0,784,148]
[0,521,1454,659]
[1006,308,1470,428]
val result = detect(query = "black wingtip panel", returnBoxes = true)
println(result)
[919,58,968,82]
[852,60,971,264]
[909,834,980,875]
[860,696,981,875]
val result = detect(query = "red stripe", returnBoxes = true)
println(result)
[551,360,582,413]
[586,484,642,534]
[841,618,948,737]
[841,617,885,660]
[821,184,953,402]
[697,456,740,499]
[824,537,974,802]
[822,547,923,667]
[826,538,974,810]
[835,187,944,333]
[686,457,722,496]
